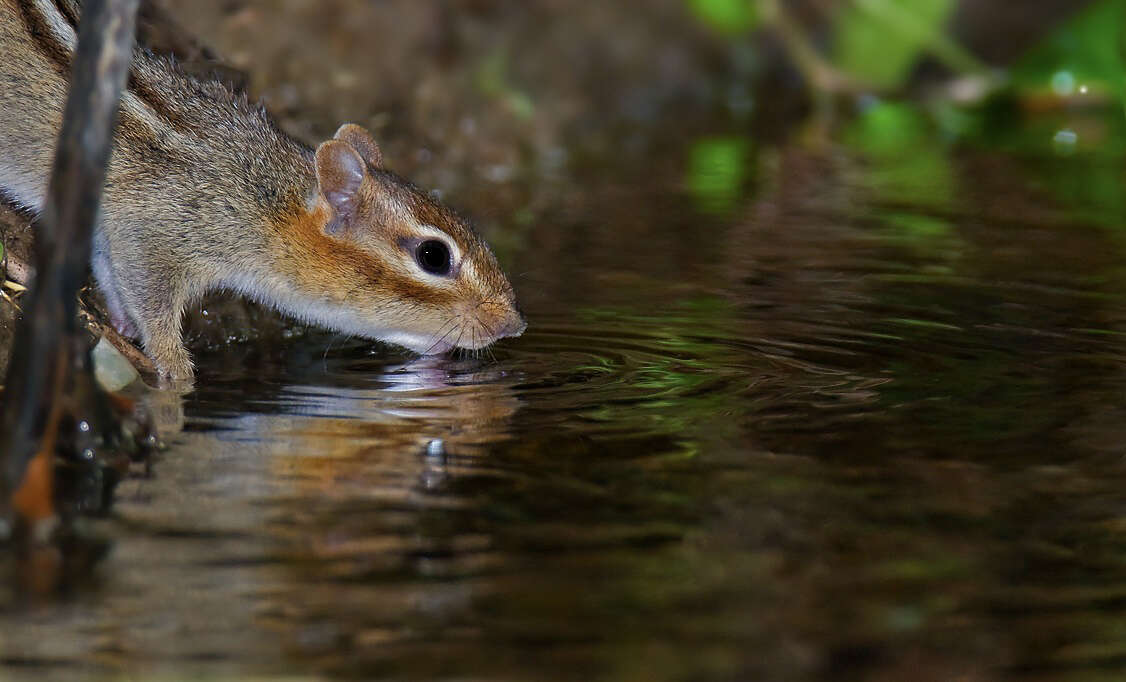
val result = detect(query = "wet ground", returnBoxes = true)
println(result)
[6,1,1126,680]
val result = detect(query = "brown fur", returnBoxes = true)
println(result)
[334,123,383,169]
[0,0,525,386]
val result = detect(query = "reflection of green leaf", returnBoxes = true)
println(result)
[889,213,948,239]
[570,298,749,439]
[686,0,759,36]
[847,101,930,155]
[686,136,751,214]
[932,101,983,141]
[1011,0,1126,104]
[833,0,960,89]
[877,216,963,266]
[885,317,962,332]
[969,109,1126,230]
[843,102,953,208]
[1050,156,1126,229]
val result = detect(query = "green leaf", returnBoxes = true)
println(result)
[885,213,951,240]
[686,0,759,36]
[833,0,960,89]
[843,101,953,209]
[1010,0,1126,105]
[686,136,751,214]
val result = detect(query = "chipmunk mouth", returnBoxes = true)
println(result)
[413,300,522,353]
[386,323,493,355]
[507,316,528,337]
[384,305,525,356]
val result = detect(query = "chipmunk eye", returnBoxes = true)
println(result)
[415,239,452,276]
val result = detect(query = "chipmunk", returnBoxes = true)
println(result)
[0,0,526,385]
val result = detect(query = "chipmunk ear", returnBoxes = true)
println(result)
[315,139,367,232]
[334,123,384,169]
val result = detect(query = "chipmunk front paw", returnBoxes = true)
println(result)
[149,343,195,390]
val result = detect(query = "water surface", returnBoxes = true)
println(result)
[7,114,1126,681]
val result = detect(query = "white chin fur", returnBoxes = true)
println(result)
[379,330,457,355]
[224,274,489,355]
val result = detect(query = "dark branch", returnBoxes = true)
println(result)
[0,0,140,504]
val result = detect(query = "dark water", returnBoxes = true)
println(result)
[8,113,1126,681]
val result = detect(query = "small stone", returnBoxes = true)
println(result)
[92,336,140,392]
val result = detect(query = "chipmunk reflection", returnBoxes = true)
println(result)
[62,355,524,666]
[220,357,524,648]
[213,355,522,497]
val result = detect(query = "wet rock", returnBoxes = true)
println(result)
[91,336,140,393]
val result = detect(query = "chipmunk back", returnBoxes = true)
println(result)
[0,0,526,385]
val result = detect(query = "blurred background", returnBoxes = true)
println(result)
[167,0,1125,241]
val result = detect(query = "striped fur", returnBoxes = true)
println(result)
[0,0,525,385]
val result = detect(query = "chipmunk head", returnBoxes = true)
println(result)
[294,124,525,354]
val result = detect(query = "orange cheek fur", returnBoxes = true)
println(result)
[277,201,460,311]
[275,202,364,301]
